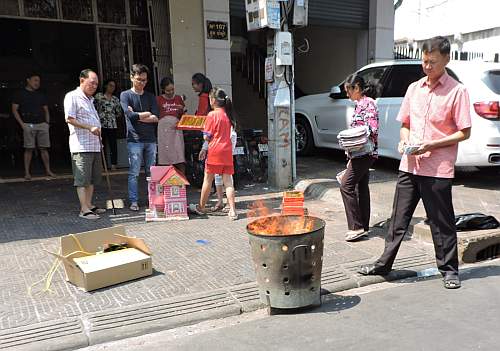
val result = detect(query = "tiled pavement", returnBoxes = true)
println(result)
[0,153,499,349]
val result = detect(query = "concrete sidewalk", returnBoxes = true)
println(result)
[0,154,499,350]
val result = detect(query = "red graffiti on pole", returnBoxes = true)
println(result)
[277,109,290,148]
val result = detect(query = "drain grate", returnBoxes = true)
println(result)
[229,283,261,303]
[88,291,236,332]
[0,318,85,350]
[320,267,352,285]
[476,243,500,262]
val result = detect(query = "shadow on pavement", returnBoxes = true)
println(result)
[460,264,500,282]
[267,294,361,315]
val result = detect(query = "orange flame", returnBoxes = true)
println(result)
[247,200,314,236]
[247,199,273,219]
[247,215,315,236]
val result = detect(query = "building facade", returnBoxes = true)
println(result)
[0,0,394,177]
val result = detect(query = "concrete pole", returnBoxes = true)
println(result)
[267,29,295,190]
[368,0,395,63]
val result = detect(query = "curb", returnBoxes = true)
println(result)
[294,178,338,201]
[414,222,500,263]
[0,253,437,351]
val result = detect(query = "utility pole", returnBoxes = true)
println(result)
[245,0,307,189]
[267,28,294,189]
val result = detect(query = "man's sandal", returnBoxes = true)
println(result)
[443,276,461,289]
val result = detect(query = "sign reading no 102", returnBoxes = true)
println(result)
[207,21,228,40]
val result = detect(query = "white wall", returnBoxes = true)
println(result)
[294,26,361,94]
[169,0,205,114]
[203,0,232,97]
[395,0,500,41]
[368,0,395,63]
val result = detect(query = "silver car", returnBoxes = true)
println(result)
[295,59,500,167]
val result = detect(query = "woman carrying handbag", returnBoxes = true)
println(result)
[339,73,380,242]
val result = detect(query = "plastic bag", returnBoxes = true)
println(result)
[455,213,500,231]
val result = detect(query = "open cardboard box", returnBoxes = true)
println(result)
[55,226,152,292]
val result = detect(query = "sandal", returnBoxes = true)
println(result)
[79,211,100,220]
[209,204,226,212]
[189,204,206,215]
[228,211,238,221]
[443,276,461,289]
[90,206,106,214]
[345,229,367,242]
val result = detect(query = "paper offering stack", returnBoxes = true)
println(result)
[282,191,306,216]
[337,125,374,158]
[337,125,369,150]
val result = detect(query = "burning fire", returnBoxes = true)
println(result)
[247,215,315,236]
[247,200,273,218]
[247,200,315,236]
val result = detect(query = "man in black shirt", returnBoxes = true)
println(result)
[12,73,55,180]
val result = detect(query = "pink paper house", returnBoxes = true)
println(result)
[146,166,190,221]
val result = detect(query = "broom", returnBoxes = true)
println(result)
[100,140,124,214]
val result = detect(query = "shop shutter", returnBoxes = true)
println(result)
[229,0,369,29]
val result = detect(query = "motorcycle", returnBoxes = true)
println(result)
[242,129,268,183]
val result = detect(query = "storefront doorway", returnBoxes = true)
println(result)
[0,0,171,178]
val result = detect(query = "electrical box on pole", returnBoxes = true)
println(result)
[275,31,293,66]
[245,1,308,190]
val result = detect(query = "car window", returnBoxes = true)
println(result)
[357,66,389,88]
[382,65,425,98]
[331,67,388,100]
[445,68,461,82]
[335,82,348,99]
[482,70,500,94]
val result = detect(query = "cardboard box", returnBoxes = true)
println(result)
[58,226,152,292]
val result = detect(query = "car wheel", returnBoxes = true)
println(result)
[295,116,315,156]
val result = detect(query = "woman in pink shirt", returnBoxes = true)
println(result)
[189,87,237,220]
[340,73,380,242]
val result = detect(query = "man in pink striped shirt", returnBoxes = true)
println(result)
[359,36,472,289]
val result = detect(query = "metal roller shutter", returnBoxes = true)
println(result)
[229,0,369,29]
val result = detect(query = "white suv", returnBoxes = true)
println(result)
[295,60,500,167]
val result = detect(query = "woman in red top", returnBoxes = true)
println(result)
[190,87,237,220]
[156,77,186,173]
[192,73,212,116]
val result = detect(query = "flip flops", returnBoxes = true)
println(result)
[79,211,100,220]
[189,204,207,215]
[209,204,226,212]
[90,206,106,214]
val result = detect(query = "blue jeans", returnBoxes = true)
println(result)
[128,142,157,203]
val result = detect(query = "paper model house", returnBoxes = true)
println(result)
[146,166,190,221]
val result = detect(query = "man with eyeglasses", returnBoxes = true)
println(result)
[120,63,159,211]
[358,36,471,290]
